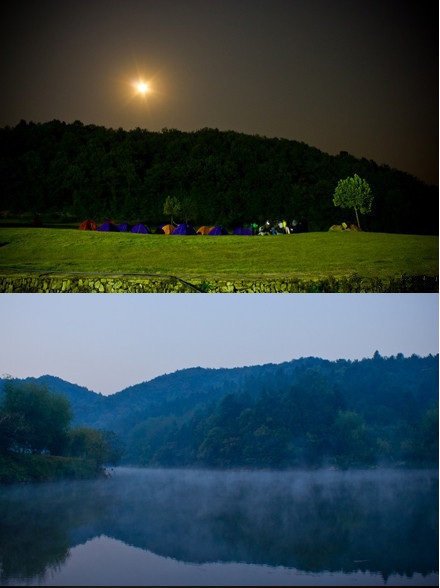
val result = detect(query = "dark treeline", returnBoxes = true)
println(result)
[0,120,437,234]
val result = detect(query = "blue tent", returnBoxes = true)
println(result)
[208,226,228,235]
[131,223,149,234]
[116,222,131,232]
[98,221,117,232]
[172,223,196,235]
[233,227,252,235]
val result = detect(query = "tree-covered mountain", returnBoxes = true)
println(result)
[1,120,437,234]
[1,354,438,468]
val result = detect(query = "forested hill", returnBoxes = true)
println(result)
[1,120,437,235]
[1,354,438,468]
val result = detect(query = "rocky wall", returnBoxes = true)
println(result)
[0,273,437,293]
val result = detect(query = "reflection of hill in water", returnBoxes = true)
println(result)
[0,468,438,584]
[95,468,439,578]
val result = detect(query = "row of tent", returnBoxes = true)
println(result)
[78,219,253,235]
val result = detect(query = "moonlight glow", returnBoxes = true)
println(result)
[136,81,149,94]
[120,73,158,107]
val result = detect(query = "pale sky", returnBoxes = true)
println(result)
[1,294,438,395]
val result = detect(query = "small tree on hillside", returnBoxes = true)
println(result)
[163,195,181,225]
[180,196,198,224]
[332,174,373,229]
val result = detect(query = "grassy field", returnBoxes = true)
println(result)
[0,227,437,282]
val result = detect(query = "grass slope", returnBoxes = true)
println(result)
[0,227,437,281]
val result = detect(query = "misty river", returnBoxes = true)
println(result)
[0,467,438,586]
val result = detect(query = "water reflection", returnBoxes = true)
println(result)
[0,468,438,586]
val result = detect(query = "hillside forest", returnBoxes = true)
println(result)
[0,120,438,235]
[0,354,437,470]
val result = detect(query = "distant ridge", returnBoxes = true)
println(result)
[0,353,437,416]
[1,353,437,398]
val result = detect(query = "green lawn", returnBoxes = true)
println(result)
[0,227,437,281]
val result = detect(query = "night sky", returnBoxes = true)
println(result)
[1,0,438,185]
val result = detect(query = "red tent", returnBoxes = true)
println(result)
[79,219,98,230]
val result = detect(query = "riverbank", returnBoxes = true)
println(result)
[0,453,108,484]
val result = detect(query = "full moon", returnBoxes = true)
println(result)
[136,82,149,94]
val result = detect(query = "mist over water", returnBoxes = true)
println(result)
[0,467,438,586]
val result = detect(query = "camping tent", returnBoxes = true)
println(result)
[233,227,252,235]
[97,221,117,231]
[131,223,149,234]
[208,226,228,235]
[116,222,131,232]
[172,223,197,235]
[79,219,98,231]
[158,223,175,234]
[196,225,213,235]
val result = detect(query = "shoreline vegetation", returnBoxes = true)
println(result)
[0,453,108,485]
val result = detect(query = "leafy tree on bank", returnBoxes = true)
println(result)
[0,380,72,455]
[68,427,124,466]
[0,381,124,466]
[332,173,374,229]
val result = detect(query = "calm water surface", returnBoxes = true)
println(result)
[0,467,438,586]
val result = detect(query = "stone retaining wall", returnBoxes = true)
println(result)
[0,273,437,293]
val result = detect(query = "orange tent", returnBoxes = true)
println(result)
[196,225,214,235]
[160,224,176,234]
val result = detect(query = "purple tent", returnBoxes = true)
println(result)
[233,227,252,235]
[131,223,149,234]
[208,226,228,235]
[172,223,196,235]
[116,222,131,232]
[98,221,117,232]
